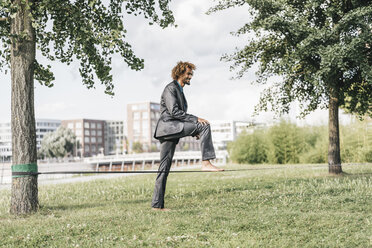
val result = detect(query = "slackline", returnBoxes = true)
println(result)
[9,163,370,177]
[12,167,286,176]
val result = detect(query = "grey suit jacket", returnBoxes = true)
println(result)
[154,80,198,141]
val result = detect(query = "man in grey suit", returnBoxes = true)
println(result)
[152,61,224,211]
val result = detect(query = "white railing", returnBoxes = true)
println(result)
[84,150,228,164]
[84,150,228,172]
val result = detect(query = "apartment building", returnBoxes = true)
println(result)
[127,102,160,152]
[61,119,105,157]
[104,120,125,155]
[127,102,199,152]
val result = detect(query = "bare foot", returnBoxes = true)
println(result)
[201,160,224,171]
[152,208,171,212]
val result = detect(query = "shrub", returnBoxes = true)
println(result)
[228,130,268,164]
[227,117,371,164]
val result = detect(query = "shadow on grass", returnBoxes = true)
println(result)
[341,172,372,177]
[40,198,149,213]
[40,202,106,211]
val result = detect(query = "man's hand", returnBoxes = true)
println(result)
[197,117,209,126]
[195,117,209,140]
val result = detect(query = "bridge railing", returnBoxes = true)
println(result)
[84,150,229,171]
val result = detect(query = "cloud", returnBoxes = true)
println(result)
[36,102,75,117]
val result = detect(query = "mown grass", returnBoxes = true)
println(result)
[0,163,371,247]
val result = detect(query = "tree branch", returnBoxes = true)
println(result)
[0,17,9,22]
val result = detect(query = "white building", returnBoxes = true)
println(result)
[0,119,61,161]
[104,120,125,155]
[0,122,11,162]
[36,119,62,149]
[210,120,261,150]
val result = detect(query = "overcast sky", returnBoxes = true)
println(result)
[0,0,348,126]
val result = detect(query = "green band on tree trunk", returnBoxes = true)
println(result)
[11,163,38,178]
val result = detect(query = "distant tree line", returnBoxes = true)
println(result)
[228,118,372,164]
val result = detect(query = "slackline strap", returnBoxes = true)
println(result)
[9,164,368,177]
[11,163,38,178]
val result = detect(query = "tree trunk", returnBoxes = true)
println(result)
[10,0,38,215]
[328,87,342,174]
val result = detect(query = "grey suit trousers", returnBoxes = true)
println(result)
[151,122,216,208]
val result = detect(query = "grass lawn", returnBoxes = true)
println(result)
[0,163,371,247]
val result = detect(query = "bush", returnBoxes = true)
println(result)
[227,117,371,165]
[267,121,305,164]
[300,126,328,164]
[340,118,372,163]
[228,130,268,164]
[132,141,143,153]
[365,150,372,162]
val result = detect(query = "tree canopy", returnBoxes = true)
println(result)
[209,0,372,117]
[0,0,174,95]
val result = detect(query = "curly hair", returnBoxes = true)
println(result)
[171,61,196,80]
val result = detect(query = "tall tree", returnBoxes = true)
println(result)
[209,0,372,174]
[0,0,174,214]
[39,126,76,159]
[132,141,144,153]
